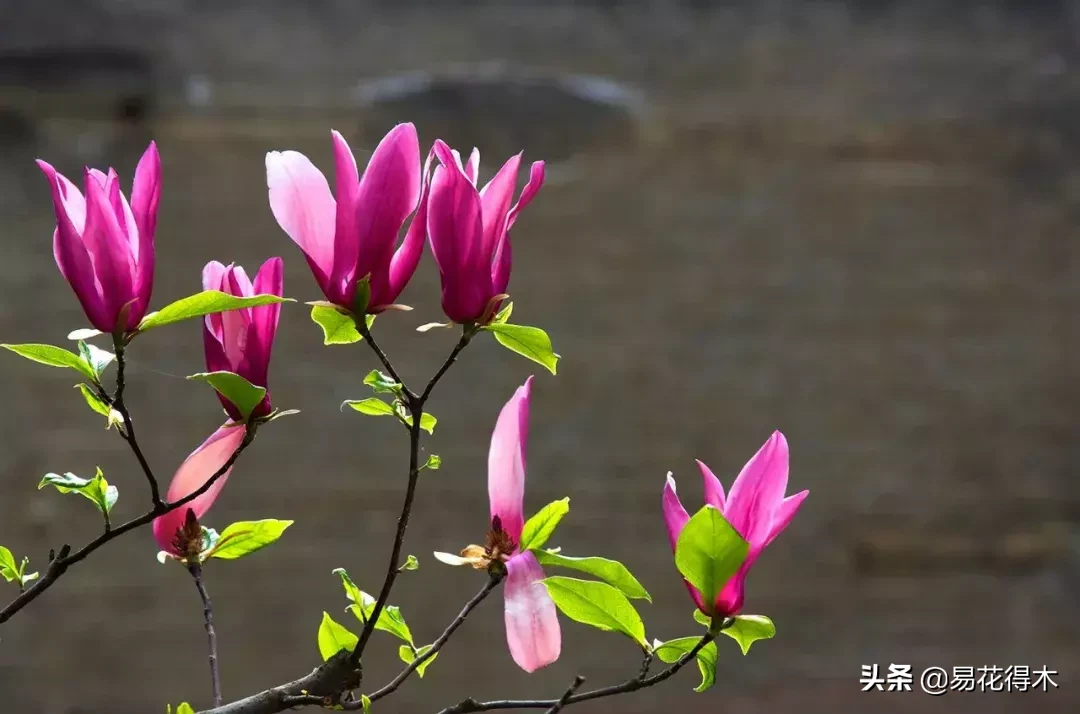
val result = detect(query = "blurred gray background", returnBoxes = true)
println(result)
[0,1,1077,712]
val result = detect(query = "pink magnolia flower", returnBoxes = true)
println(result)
[663,431,808,617]
[202,258,283,421]
[152,424,247,558]
[37,142,161,334]
[266,125,428,313]
[427,140,544,324]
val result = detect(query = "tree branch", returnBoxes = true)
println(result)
[190,563,223,707]
[357,321,414,400]
[544,677,586,714]
[112,339,164,508]
[434,634,716,714]
[0,427,256,625]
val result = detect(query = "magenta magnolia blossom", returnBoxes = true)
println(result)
[202,258,283,421]
[37,142,161,334]
[152,424,248,557]
[663,431,808,617]
[427,140,544,324]
[489,376,561,672]
[266,125,428,312]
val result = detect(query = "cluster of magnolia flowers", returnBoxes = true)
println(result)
[29,124,808,677]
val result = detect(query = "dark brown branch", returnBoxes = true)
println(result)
[434,634,716,714]
[353,573,503,707]
[197,652,361,714]
[545,677,586,714]
[190,563,222,707]
[357,320,415,401]
[112,339,164,508]
[0,427,255,624]
[419,330,474,403]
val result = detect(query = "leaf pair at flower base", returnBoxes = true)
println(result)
[156,519,293,565]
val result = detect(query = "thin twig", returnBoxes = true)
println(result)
[190,563,223,706]
[112,339,164,508]
[355,574,503,707]
[0,428,255,624]
[357,321,415,400]
[544,677,586,714]
[419,330,474,403]
[435,634,716,714]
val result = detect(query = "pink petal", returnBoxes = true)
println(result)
[763,489,808,549]
[491,160,544,296]
[504,552,561,673]
[696,459,726,512]
[248,257,284,398]
[488,377,533,544]
[383,148,433,307]
[661,473,690,552]
[464,147,480,185]
[351,123,421,306]
[478,152,522,264]
[266,150,336,298]
[201,261,230,368]
[329,130,361,296]
[724,431,790,548]
[712,562,749,617]
[129,142,159,324]
[82,168,134,327]
[505,160,545,232]
[152,424,248,553]
[428,143,488,322]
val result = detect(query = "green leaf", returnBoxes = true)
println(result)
[653,637,718,692]
[187,371,267,421]
[173,704,195,714]
[2,343,97,381]
[75,384,124,428]
[204,519,293,560]
[519,498,570,552]
[310,303,375,345]
[422,454,442,471]
[317,611,358,660]
[398,644,438,677]
[542,576,647,647]
[364,369,401,394]
[342,397,395,416]
[492,301,513,325]
[333,568,414,645]
[353,275,372,316]
[720,614,776,655]
[137,291,290,333]
[401,554,419,571]
[0,546,37,588]
[675,505,749,608]
[360,695,372,714]
[258,408,302,425]
[38,467,118,515]
[484,323,559,375]
[534,551,650,602]
[401,411,437,435]
[77,341,115,377]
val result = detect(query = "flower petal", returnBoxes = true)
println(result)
[464,147,480,185]
[351,123,421,306]
[763,489,808,549]
[383,147,433,307]
[81,168,134,326]
[696,459,726,512]
[478,152,522,265]
[266,150,336,297]
[488,376,532,544]
[504,552,561,672]
[201,261,230,371]
[724,431,790,547]
[130,141,160,299]
[330,130,361,295]
[662,473,690,552]
[491,160,544,296]
[152,424,248,553]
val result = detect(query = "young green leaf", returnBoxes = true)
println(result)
[360,695,372,714]
[519,498,570,552]
[333,568,414,644]
[175,704,196,714]
[317,611,358,660]
[401,555,419,571]
[187,371,267,421]
[719,614,776,655]
[363,369,401,394]
[398,644,438,677]
[137,291,290,333]
[310,304,375,345]
[75,384,124,429]
[483,323,559,375]
[77,341,115,378]
[258,408,302,425]
[204,519,293,560]
[534,551,650,601]
[0,546,38,589]
[38,468,118,515]
[542,576,647,647]
[2,343,98,381]
[652,637,718,692]
[422,454,442,471]
[400,411,437,435]
[492,301,513,325]
[353,275,372,316]
[342,397,396,416]
[675,505,749,608]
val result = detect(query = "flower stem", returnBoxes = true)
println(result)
[189,563,222,707]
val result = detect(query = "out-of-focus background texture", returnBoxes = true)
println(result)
[0,1,1077,712]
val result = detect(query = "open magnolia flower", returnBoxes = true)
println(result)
[434,376,561,672]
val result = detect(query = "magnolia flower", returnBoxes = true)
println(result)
[663,431,808,617]
[427,140,544,324]
[37,142,160,333]
[266,124,428,312]
[436,377,561,672]
[202,258,283,420]
[152,424,247,559]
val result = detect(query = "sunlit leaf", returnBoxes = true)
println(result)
[342,397,395,416]
[675,506,749,608]
[204,519,293,560]
[138,291,290,332]
[653,636,718,692]
[187,371,267,421]
[317,611,358,660]
[519,498,569,552]
[534,551,650,601]
[38,467,117,515]
[2,343,98,381]
[542,576,647,647]
[398,643,438,677]
[483,323,559,375]
[720,614,775,655]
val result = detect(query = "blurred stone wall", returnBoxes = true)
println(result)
[0,1,1077,712]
